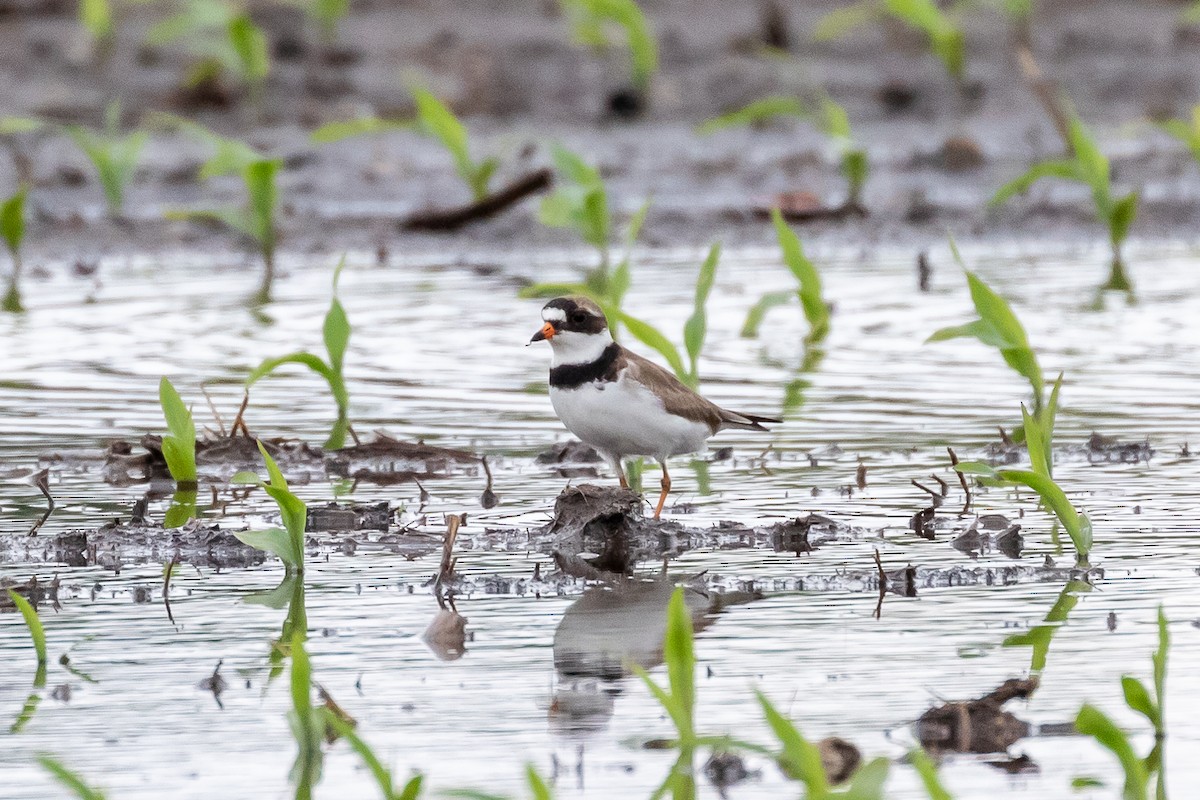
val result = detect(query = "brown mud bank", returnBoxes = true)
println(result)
[2,0,1200,270]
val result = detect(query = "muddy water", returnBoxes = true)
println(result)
[1,244,1199,799]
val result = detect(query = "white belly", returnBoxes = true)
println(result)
[550,374,713,461]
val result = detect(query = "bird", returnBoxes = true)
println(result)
[530,296,780,519]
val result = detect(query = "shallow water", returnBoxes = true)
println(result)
[2,243,1199,799]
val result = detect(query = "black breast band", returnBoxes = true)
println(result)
[549,343,620,389]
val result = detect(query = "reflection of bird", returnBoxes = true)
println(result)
[530,296,779,518]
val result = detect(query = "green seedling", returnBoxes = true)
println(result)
[756,691,890,798]
[159,377,199,528]
[909,748,953,800]
[2,184,27,312]
[147,0,271,109]
[700,95,868,211]
[326,714,425,800]
[233,441,309,572]
[536,145,615,267]
[743,209,832,345]
[302,0,350,44]
[245,260,352,449]
[1003,579,1091,672]
[992,116,1137,292]
[560,0,658,93]
[78,0,114,51]
[158,116,280,299]
[631,587,698,800]
[927,260,1045,413]
[814,0,965,85]
[1160,105,1200,165]
[950,398,1094,563]
[7,588,47,688]
[1183,1,1200,24]
[411,86,498,202]
[0,116,47,185]
[65,101,147,217]
[37,756,107,800]
[1073,606,1169,800]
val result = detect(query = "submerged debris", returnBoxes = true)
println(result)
[0,522,265,569]
[916,677,1038,754]
[1086,433,1154,464]
[306,502,391,532]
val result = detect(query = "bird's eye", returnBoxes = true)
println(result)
[570,312,588,325]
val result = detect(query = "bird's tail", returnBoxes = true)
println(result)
[718,408,782,432]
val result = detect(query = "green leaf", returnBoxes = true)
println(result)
[79,0,113,41]
[234,527,302,568]
[756,690,828,793]
[159,377,197,484]
[696,96,805,135]
[995,469,1090,560]
[0,116,45,135]
[663,587,695,740]
[309,116,413,144]
[909,748,952,800]
[541,145,610,255]
[617,311,687,381]
[7,588,47,685]
[399,774,425,800]
[517,281,591,299]
[843,757,890,798]
[288,633,324,798]
[812,1,879,41]
[990,159,1081,207]
[526,764,553,800]
[256,440,308,561]
[323,262,351,373]
[1,185,27,257]
[740,290,794,338]
[37,756,107,800]
[1022,404,1049,478]
[1153,605,1169,711]
[164,489,197,529]
[243,159,280,251]
[325,713,403,800]
[1120,676,1159,728]
[245,573,300,610]
[1075,704,1148,800]
[471,156,500,201]
[228,15,270,82]
[411,86,476,191]
[772,208,830,344]
[231,470,261,485]
[682,243,720,386]
[1108,191,1138,248]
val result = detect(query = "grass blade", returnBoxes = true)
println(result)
[7,588,47,686]
[37,756,106,800]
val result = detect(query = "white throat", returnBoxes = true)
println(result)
[549,330,613,367]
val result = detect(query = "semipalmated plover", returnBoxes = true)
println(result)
[531,296,779,518]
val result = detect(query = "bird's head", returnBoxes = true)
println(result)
[530,296,612,363]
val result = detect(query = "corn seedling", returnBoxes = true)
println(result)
[326,714,425,800]
[1073,606,1169,800]
[159,377,199,528]
[147,0,271,109]
[2,184,27,313]
[700,95,868,211]
[927,260,1045,413]
[814,0,965,86]
[536,145,616,268]
[158,117,280,298]
[560,0,658,93]
[757,691,890,798]
[246,260,352,448]
[65,102,147,218]
[411,86,498,203]
[743,209,832,345]
[38,756,107,800]
[909,748,953,800]
[232,441,308,573]
[78,0,115,53]
[284,0,349,45]
[630,587,698,800]
[7,588,47,688]
[992,116,1138,292]
[1003,579,1091,672]
[950,398,1094,563]
[1160,105,1200,166]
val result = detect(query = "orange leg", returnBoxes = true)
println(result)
[653,462,671,519]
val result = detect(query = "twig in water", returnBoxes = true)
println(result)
[28,469,54,536]
[163,552,180,626]
[433,514,462,610]
[911,478,944,506]
[231,392,251,438]
[402,168,553,231]
[201,385,227,437]
[873,549,887,620]
[929,473,948,496]
[947,446,972,516]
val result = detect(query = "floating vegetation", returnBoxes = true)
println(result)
[246,259,353,449]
